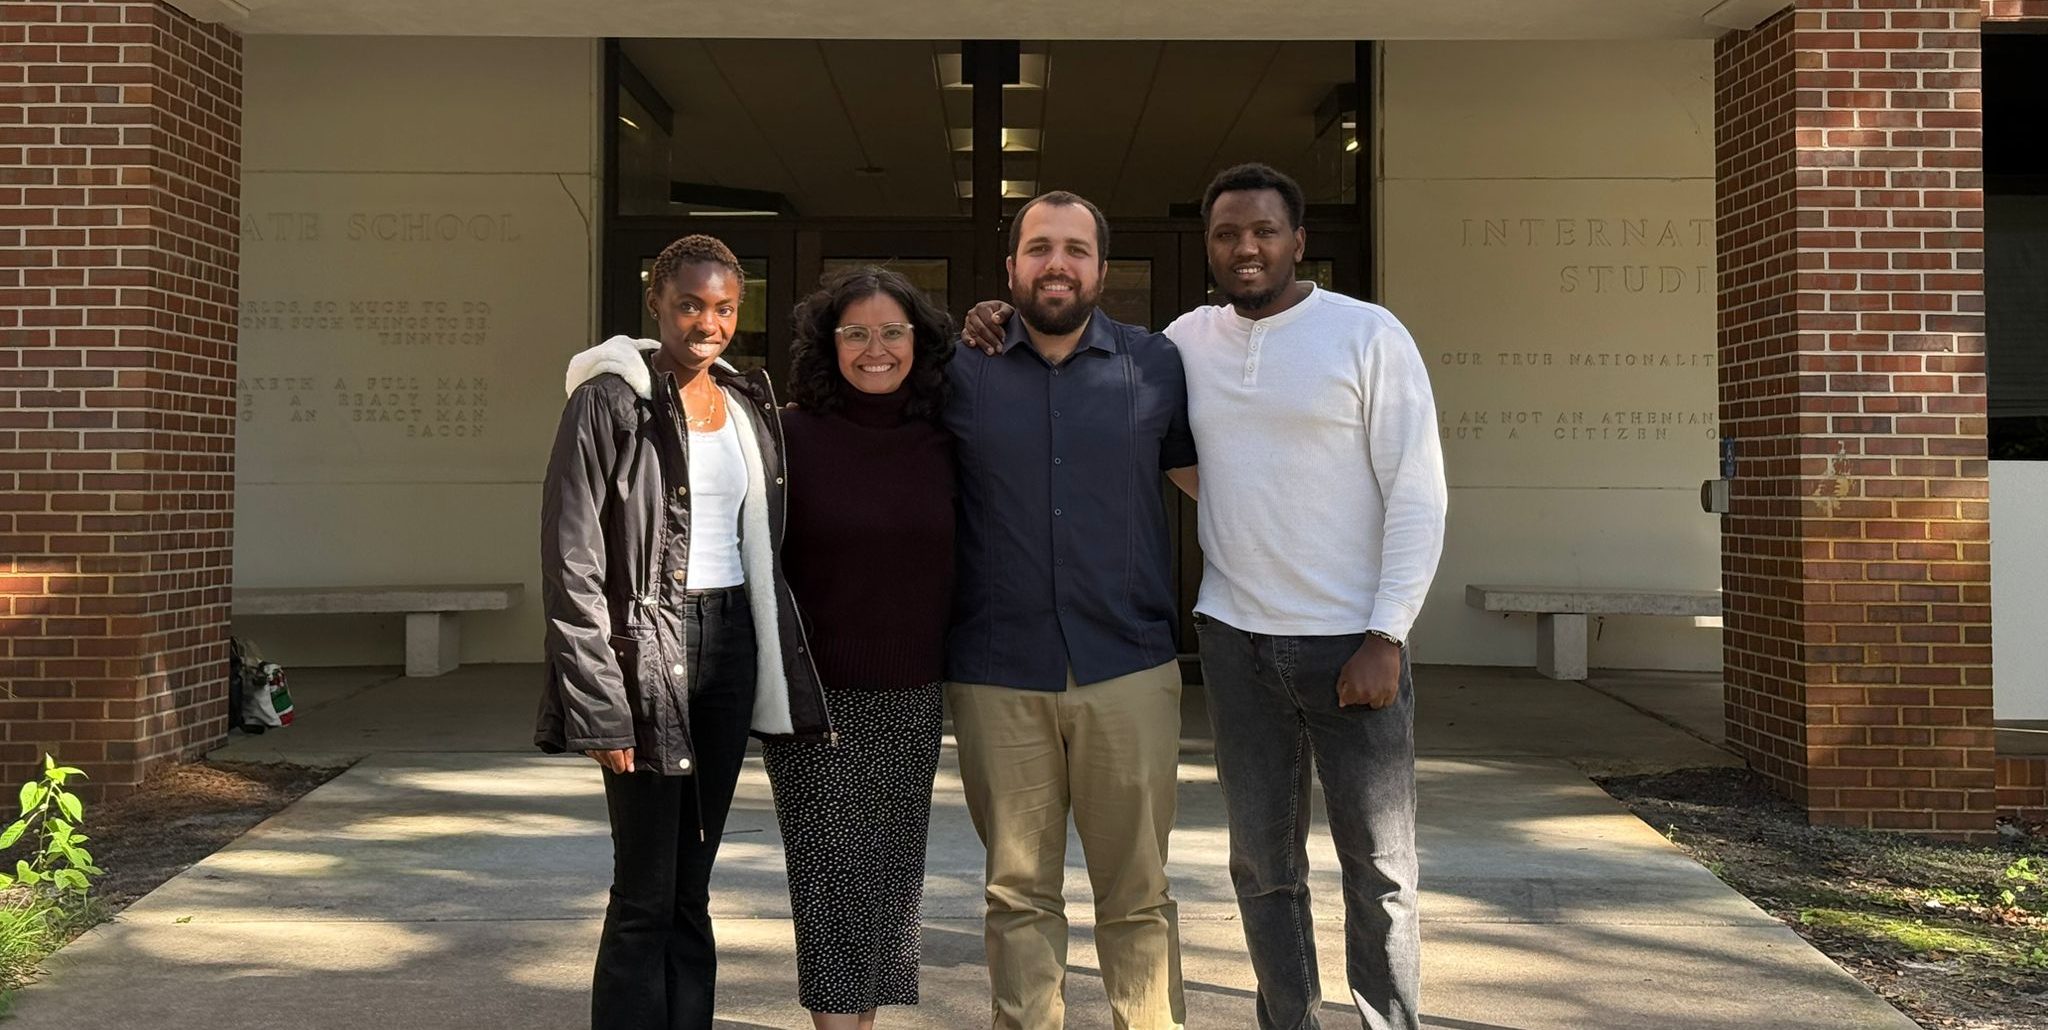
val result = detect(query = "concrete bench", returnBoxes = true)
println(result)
[1465,584,1721,681]
[233,584,523,678]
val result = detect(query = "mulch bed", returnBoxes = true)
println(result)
[85,760,349,912]
[1600,767,2048,1030]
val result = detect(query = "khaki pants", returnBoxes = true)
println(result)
[948,660,1186,1030]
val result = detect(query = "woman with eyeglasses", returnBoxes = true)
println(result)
[762,266,956,1030]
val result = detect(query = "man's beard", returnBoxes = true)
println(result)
[1014,273,1101,337]
[1216,276,1288,314]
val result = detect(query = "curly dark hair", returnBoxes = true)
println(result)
[647,234,747,301]
[787,267,954,422]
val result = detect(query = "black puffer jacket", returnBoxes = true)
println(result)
[534,336,831,774]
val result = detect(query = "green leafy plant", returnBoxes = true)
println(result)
[0,756,108,1000]
[0,756,102,898]
[1997,857,2041,913]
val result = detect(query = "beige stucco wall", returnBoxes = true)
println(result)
[232,36,603,666]
[1992,461,2048,719]
[1380,40,1723,671]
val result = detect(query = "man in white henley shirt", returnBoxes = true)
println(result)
[1168,163,1445,1030]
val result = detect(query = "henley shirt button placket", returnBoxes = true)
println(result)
[1244,324,1268,386]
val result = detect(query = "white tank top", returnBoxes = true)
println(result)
[685,417,747,589]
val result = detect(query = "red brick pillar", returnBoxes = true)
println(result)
[0,1,239,796]
[1715,0,1994,839]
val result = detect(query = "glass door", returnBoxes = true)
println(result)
[802,228,976,324]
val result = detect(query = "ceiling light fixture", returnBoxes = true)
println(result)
[934,50,1048,90]
[949,128,1042,153]
[955,179,1039,200]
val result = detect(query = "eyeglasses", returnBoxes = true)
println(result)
[834,323,913,348]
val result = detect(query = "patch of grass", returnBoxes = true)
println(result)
[1921,886,1984,910]
[0,893,108,1007]
[1800,907,2007,959]
[0,904,51,982]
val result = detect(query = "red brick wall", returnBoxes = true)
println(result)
[0,0,239,796]
[1997,756,2048,825]
[1716,0,1996,839]
[1716,5,1806,812]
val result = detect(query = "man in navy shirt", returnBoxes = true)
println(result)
[945,190,1197,1030]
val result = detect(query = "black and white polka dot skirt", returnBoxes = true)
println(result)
[761,682,944,1014]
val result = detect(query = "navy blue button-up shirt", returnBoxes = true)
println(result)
[944,311,1197,691]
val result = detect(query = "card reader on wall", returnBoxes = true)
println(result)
[1701,437,1735,514]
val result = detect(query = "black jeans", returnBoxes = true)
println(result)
[1195,613,1420,1030]
[593,586,758,1030]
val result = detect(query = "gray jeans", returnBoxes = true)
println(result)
[1195,613,1420,1030]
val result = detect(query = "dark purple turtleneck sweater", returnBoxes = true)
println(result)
[780,384,955,691]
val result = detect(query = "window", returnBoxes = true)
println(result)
[818,258,950,313]
[1987,31,2048,461]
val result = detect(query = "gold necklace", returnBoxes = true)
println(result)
[683,385,722,430]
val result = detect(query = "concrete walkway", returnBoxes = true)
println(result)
[9,666,1919,1029]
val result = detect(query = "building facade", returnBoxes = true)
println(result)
[3,0,2046,839]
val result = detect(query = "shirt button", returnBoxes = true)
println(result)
[678,757,692,772]
[1053,508,1063,516]
[671,663,685,677]
[1053,457,1063,465]
[1052,410,1062,418]
[671,570,686,582]
[1056,558,1065,567]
